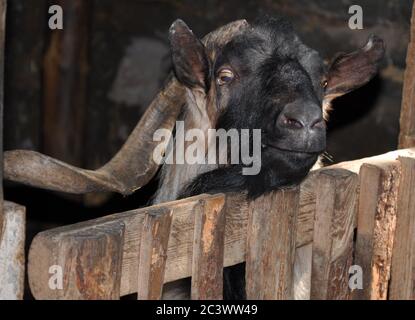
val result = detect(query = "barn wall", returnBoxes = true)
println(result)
[86,0,412,165]
[4,0,412,164]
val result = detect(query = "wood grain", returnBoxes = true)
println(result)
[137,208,173,300]
[29,220,125,299]
[191,195,226,299]
[0,201,26,300]
[245,187,299,300]
[27,149,415,299]
[399,2,415,148]
[310,169,358,300]
[0,0,5,237]
[389,157,415,299]
[353,161,401,300]
[43,0,89,167]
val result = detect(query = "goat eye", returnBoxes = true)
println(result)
[217,69,234,85]
[322,79,328,89]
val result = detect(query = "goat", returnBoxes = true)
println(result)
[156,17,384,204]
[4,17,385,299]
[155,16,384,299]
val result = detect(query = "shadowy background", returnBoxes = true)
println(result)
[2,0,412,298]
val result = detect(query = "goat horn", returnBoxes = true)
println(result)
[4,19,250,196]
[4,78,184,195]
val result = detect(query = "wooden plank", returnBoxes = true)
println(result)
[29,220,125,300]
[137,208,173,300]
[389,157,415,299]
[0,0,5,236]
[332,148,415,174]
[43,0,89,166]
[295,149,414,247]
[399,2,415,148]
[297,170,319,248]
[222,192,249,266]
[293,170,320,300]
[353,161,401,300]
[310,169,358,300]
[293,243,313,300]
[0,5,24,300]
[245,187,299,300]
[191,194,226,300]
[4,0,45,152]
[0,201,26,300]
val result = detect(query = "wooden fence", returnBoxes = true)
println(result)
[23,148,415,300]
[1,1,415,301]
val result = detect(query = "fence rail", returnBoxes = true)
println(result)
[24,148,415,300]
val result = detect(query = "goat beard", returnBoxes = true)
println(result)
[179,152,318,200]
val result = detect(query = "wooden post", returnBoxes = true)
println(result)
[0,6,26,301]
[0,0,5,237]
[245,187,299,300]
[389,157,415,299]
[293,170,320,300]
[137,208,173,300]
[191,195,226,300]
[29,220,125,300]
[310,169,358,300]
[4,0,45,152]
[399,2,415,148]
[0,201,25,300]
[353,161,401,300]
[297,171,319,250]
[43,0,89,166]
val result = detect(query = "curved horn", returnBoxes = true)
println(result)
[4,19,249,195]
[4,78,184,195]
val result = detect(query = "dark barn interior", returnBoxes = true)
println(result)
[2,0,413,299]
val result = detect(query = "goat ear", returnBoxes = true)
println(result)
[324,35,385,101]
[169,19,210,91]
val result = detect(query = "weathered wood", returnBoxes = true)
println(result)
[389,157,415,299]
[0,0,5,236]
[0,201,26,300]
[353,161,401,300]
[399,2,415,148]
[4,0,45,152]
[310,169,358,300]
[292,170,320,300]
[297,170,319,247]
[137,208,173,300]
[29,220,125,299]
[332,148,415,174]
[246,187,299,300]
[21,161,368,298]
[293,243,313,300]
[27,149,415,299]
[43,0,90,166]
[222,192,249,267]
[294,149,414,248]
[28,194,213,298]
[191,194,226,300]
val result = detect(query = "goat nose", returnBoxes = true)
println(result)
[281,115,305,129]
[310,117,325,129]
[278,102,324,131]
